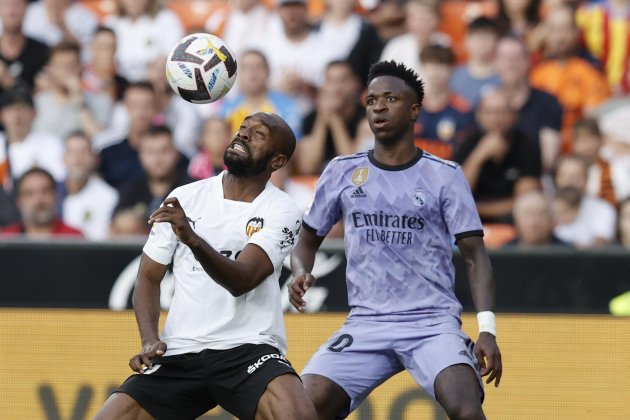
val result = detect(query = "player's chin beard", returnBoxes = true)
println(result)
[224,149,272,178]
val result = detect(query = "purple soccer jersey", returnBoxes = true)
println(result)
[303,149,483,321]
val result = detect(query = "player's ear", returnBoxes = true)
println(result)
[270,153,288,171]
[411,103,421,121]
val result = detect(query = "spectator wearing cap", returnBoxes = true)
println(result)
[22,0,98,52]
[0,0,49,93]
[0,167,82,237]
[0,87,65,189]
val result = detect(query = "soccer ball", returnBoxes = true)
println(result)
[165,33,237,104]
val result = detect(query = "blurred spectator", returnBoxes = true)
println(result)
[415,44,473,160]
[353,116,374,152]
[0,167,82,237]
[109,206,146,237]
[379,0,451,76]
[450,16,501,106]
[254,0,329,110]
[495,35,563,173]
[270,164,314,215]
[205,0,279,58]
[104,0,184,82]
[220,49,303,139]
[23,0,98,50]
[0,186,18,226]
[81,26,129,133]
[530,5,610,152]
[453,88,541,223]
[576,0,630,95]
[316,0,363,62]
[495,0,542,42]
[0,87,64,186]
[572,118,630,205]
[345,1,385,88]
[361,0,407,43]
[96,81,157,190]
[617,197,630,248]
[188,116,231,180]
[0,0,49,93]
[60,131,118,240]
[296,60,364,175]
[504,190,569,247]
[113,125,192,232]
[32,41,103,139]
[553,153,617,247]
[143,55,201,158]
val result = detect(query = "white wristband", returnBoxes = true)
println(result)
[477,311,496,336]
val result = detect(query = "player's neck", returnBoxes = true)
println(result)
[222,173,267,202]
[372,138,418,167]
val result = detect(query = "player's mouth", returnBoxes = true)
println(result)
[229,140,249,156]
[372,118,389,129]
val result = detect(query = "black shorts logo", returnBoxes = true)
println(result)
[247,353,289,374]
[327,334,354,352]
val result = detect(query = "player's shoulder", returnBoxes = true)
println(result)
[168,177,213,200]
[262,182,302,216]
[422,151,459,170]
[328,151,370,168]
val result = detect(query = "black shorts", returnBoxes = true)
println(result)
[114,343,297,420]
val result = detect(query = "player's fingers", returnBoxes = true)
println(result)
[140,353,153,368]
[475,350,487,375]
[492,351,502,386]
[156,342,167,356]
[163,197,180,207]
[288,283,306,310]
[486,368,497,384]
[288,293,304,312]
[129,355,143,372]
[303,274,315,292]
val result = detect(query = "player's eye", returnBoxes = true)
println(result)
[387,96,396,102]
[366,98,375,105]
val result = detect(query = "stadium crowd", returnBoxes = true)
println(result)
[0,0,629,250]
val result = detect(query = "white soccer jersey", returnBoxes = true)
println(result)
[143,172,302,356]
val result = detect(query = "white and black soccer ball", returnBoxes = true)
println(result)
[165,33,237,104]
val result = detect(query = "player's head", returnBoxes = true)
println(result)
[224,112,296,178]
[365,60,424,144]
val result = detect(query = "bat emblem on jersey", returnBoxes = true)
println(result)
[246,217,264,238]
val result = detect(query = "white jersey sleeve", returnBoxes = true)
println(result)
[248,196,302,269]
[142,196,180,265]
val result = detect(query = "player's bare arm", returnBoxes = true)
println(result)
[457,235,503,387]
[129,253,169,372]
[148,197,274,297]
[289,227,325,312]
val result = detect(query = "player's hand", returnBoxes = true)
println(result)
[474,332,502,387]
[129,340,167,373]
[288,273,316,312]
[148,197,198,246]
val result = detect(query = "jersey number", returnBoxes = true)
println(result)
[220,250,242,260]
[327,334,354,352]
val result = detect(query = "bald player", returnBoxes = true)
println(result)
[96,112,316,420]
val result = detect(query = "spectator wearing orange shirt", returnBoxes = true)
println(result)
[415,44,474,160]
[530,5,610,152]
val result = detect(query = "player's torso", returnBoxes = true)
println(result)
[332,152,460,316]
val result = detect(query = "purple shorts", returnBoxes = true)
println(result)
[301,316,483,417]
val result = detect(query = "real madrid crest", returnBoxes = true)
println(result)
[246,217,264,238]
[411,188,426,207]
[351,167,369,186]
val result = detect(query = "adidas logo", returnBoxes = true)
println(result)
[350,187,366,198]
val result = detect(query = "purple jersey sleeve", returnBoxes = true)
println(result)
[303,160,343,237]
[442,166,484,241]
